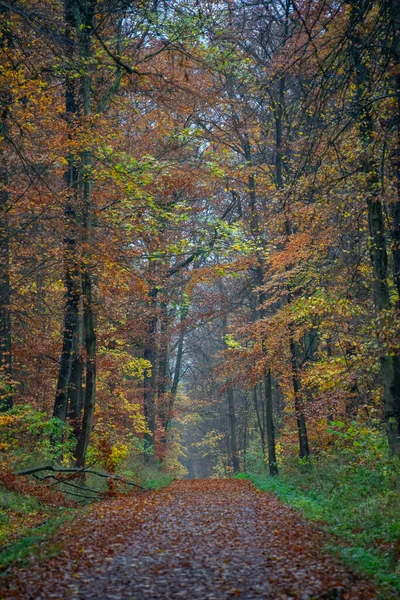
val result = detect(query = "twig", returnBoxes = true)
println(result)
[33,474,105,496]
[13,465,144,489]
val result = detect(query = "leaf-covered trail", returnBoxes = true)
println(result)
[2,480,376,599]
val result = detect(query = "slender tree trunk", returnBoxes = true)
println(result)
[245,141,279,471]
[68,304,84,428]
[290,332,310,458]
[74,0,97,468]
[265,369,278,475]
[157,301,170,447]
[221,311,239,473]
[53,0,80,423]
[243,393,248,472]
[349,0,400,453]
[386,0,400,450]
[227,387,240,474]
[0,19,12,410]
[274,29,310,457]
[327,338,334,424]
[253,384,266,456]
[386,0,400,299]
[143,287,158,459]
[53,214,80,422]
[166,301,188,432]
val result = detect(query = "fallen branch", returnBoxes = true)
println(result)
[46,460,97,488]
[13,465,144,489]
[32,474,105,497]
[55,489,101,501]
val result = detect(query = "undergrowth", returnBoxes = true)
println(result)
[239,447,400,598]
[0,461,173,575]
[0,486,77,574]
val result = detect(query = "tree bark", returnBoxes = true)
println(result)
[74,0,97,468]
[143,286,158,459]
[349,0,400,453]
[157,301,170,446]
[221,311,240,474]
[0,6,13,411]
[385,0,400,299]
[265,369,278,475]
[245,140,279,473]
[53,0,80,424]
[273,20,310,457]
[68,304,84,428]
[290,334,310,458]
[227,387,240,474]
[167,300,188,432]
[253,384,266,457]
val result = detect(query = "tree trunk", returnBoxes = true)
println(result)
[243,393,248,472]
[0,33,12,411]
[53,0,80,424]
[167,300,188,432]
[157,301,170,447]
[385,0,400,299]
[290,334,310,458]
[253,384,266,457]
[327,338,334,424]
[221,307,239,474]
[74,0,97,468]
[227,387,240,474]
[68,304,84,427]
[244,140,279,472]
[349,0,400,453]
[0,5,16,412]
[143,287,158,459]
[265,369,278,475]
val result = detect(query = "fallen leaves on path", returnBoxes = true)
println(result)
[1,480,377,599]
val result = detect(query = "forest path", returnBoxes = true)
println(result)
[3,479,376,600]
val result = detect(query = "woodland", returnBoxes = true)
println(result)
[1,0,400,597]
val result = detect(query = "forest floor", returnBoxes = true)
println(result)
[0,479,381,600]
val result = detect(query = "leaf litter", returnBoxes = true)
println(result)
[1,479,377,599]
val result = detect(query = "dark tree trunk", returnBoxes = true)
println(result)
[227,387,240,474]
[167,301,188,432]
[265,369,278,475]
[75,266,96,467]
[243,393,248,472]
[0,6,13,411]
[349,0,400,453]
[157,301,171,445]
[244,139,279,472]
[326,338,334,424]
[143,287,158,459]
[254,384,266,457]
[74,0,97,468]
[221,306,239,474]
[290,334,310,459]
[68,306,84,428]
[385,0,400,299]
[0,114,12,412]
[53,0,80,424]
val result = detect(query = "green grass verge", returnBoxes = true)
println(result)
[0,510,76,574]
[0,485,78,574]
[237,459,400,598]
[0,461,173,575]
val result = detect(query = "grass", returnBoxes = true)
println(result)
[0,459,174,574]
[122,462,174,491]
[238,454,400,598]
[0,487,77,574]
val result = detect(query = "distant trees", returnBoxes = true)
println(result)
[1,0,399,474]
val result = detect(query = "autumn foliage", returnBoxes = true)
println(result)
[0,0,399,487]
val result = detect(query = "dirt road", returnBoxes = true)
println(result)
[2,480,377,599]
